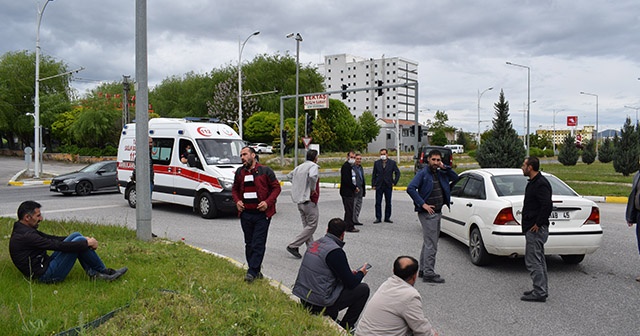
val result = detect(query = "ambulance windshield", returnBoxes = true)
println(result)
[196,139,244,165]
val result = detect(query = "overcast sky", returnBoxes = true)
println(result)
[3,0,640,135]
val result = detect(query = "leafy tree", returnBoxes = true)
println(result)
[308,115,336,150]
[529,133,552,150]
[358,111,380,146]
[558,134,579,166]
[475,90,525,168]
[0,50,71,149]
[317,99,361,151]
[613,117,639,176]
[244,111,279,143]
[206,74,259,124]
[456,130,469,149]
[431,129,448,146]
[151,71,225,118]
[430,110,456,132]
[598,137,614,163]
[581,139,596,165]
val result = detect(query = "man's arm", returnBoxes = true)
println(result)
[371,162,379,187]
[407,170,425,208]
[265,167,282,205]
[27,231,89,253]
[325,249,364,289]
[393,161,401,185]
[308,164,319,193]
[403,294,437,336]
[535,179,553,227]
[341,164,356,192]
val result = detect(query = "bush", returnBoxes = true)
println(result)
[467,149,476,158]
[529,147,544,157]
[543,149,554,157]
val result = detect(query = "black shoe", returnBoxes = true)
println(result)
[102,267,128,276]
[418,270,424,278]
[373,219,381,223]
[384,219,393,223]
[520,293,547,302]
[286,246,302,259]
[523,290,533,296]
[423,275,445,283]
[354,222,364,226]
[346,228,360,232]
[244,273,256,283]
[92,267,127,282]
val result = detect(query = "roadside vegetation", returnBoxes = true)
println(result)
[0,218,342,336]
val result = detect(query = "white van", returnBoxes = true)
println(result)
[445,144,464,154]
[116,118,245,218]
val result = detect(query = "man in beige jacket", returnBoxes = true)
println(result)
[356,256,438,336]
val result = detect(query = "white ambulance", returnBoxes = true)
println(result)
[116,118,245,218]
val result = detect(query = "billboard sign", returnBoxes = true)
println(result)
[304,94,329,110]
[567,116,577,127]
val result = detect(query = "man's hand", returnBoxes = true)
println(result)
[530,224,540,233]
[355,187,360,193]
[236,201,245,212]
[628,222,636,227]
[357,263,369,276]
[86,237,98,250]
[257,201,268,211]
[422,203,435,215]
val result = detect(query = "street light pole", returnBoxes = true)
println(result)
[552,109,565,155]
[580,91,599,156]
[287,32,302,167]
[477,87,493,145]
[34,0,54,178]
[506,61,531,156]
[238,31,260,139]
[624,105,640,125]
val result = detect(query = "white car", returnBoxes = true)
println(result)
[441,168,602,266]
[252,143,273,154]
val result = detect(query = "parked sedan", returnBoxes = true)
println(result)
[441,168,602,266]
[251,143,273,154]
[50,161,118,196]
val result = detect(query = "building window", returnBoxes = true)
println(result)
[387,134,391,140]
[366,98,369,101]
[328,59,331,65]
[341,70,344,74]
[348,75,351,78]
[353,74,356,78]
[387,71,390,75]
[328,69,331,73]
[375,64,378,68]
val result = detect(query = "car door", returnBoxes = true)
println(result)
[445,174,486,243]
[442,175,470,239]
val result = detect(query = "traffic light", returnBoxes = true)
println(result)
[376,80,384,96]
[341,84,348,100]
[282,129,288,145]
[306,113,313,134]
[418,125,423,142]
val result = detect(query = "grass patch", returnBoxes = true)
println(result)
[0,218,341,335]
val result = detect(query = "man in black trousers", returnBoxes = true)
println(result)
[372,148,401,223]
[340,151,359,233]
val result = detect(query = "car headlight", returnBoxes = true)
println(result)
[220,178,234,191]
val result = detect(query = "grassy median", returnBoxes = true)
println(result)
[0,218,342,335]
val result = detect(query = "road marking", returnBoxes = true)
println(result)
[0,204,122,217]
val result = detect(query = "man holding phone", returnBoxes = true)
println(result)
[292,218,370,331]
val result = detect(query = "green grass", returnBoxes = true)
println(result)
[0,218,342,336]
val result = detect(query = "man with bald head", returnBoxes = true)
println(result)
[356,256,439,336]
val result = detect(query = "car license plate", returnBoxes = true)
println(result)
[550,211,570,220]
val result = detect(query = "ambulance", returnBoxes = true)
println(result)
[116,118,244,218]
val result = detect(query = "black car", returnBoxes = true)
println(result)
[49,161,118,196]
[413,145,453,173]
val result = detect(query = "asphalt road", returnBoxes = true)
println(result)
[1,157,639,335]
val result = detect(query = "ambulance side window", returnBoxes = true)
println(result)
[152,138,174,165]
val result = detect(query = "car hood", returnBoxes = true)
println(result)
[52,171,91,182]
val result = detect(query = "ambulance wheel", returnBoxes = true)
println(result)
[126,185,137,208]
[197,192,217,219]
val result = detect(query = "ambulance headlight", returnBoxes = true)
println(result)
[220,178,234,190]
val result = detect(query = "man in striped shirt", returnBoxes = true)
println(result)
[232,146,281,283]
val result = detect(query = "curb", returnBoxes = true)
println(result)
[8,169,52,186]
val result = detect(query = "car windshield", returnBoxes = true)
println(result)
[196,139,244,165]
[79,162,106,173]
[491,174,578,197]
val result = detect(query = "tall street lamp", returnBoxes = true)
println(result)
[34,0,54,178]
[552,109,565,155]
[506,61,531,156]
[580,91,599,156]
[237,31,260,139]
[287,32,302,166]
[477,87,493,145]
[624,105,640,125]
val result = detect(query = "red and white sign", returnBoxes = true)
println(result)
[197,126,213,137]
[567,116,577,127]
[304,94,329,110]
[302,137,313,149]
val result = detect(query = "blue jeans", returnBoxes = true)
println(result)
[240,212,271,277]
[375,186,393,221]
[39,232,107,283]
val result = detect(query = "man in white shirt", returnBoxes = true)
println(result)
[286,149,320,258]
[356,256,438,336]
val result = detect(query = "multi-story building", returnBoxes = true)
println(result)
[536,125,595,145]
[319,54,422,152]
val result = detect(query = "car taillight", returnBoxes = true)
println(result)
[494,207,520,225]
[420,152,425,164]
[583,206,600,224]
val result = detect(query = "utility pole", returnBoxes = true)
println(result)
[122,75,131,128]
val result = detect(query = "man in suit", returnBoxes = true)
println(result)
[371,148,401,223]
[353,153,366,226]
[340,151,359,232]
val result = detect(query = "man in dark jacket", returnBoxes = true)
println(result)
[340,151,359,232]
[232,146,281,283]
[406,149,458,284]
[520,156,553,302]
[293,218,370,331]
[625,169,640,282]
[371,148,401,223]
[353,153,366,226]
[9,200,127,283]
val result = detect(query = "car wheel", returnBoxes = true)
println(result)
[197,192,217,219]
[126,185,137,208]
[560,254,585,264]
[469,227,492,266]
[75,181,92,196]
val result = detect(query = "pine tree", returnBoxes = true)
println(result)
[558,134,579,165]
[598,137,614,163]
[581,139,596,164]
[476,90,525,168]
[613,117,639,176]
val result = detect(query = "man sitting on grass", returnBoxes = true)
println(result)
[9,200,127,283]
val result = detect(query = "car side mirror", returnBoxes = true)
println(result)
[97,169,106,175]
[187,153,203,169]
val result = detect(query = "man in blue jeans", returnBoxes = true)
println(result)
[9,200,127,283]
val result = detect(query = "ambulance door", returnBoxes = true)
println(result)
[174,139,202,206]
[150,137,175,203]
